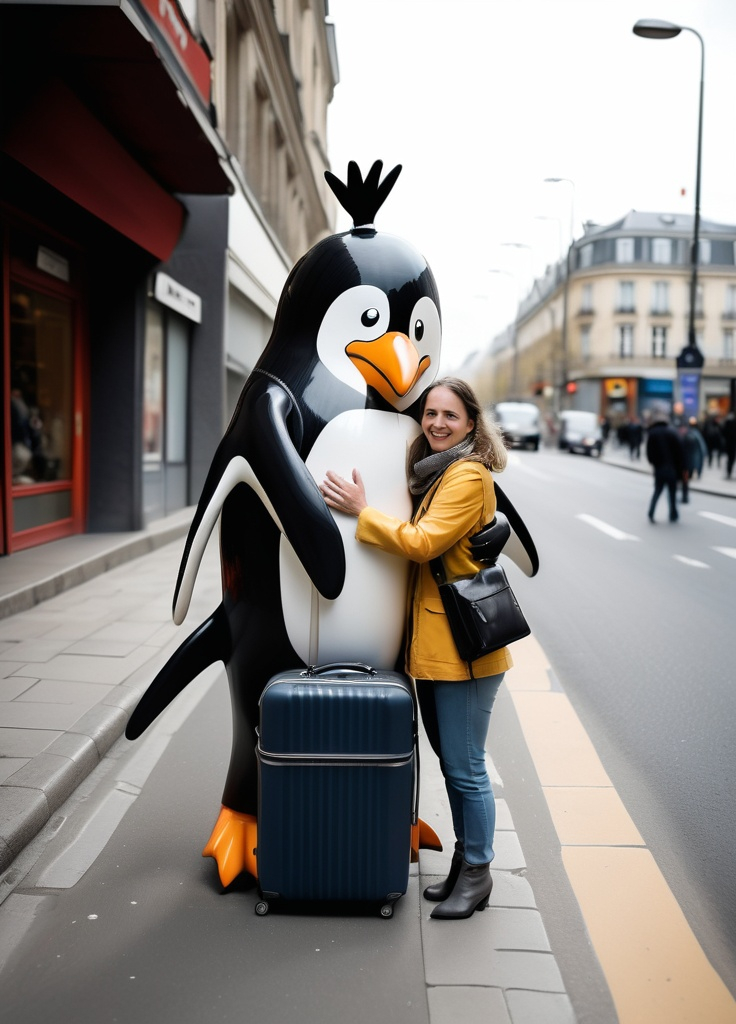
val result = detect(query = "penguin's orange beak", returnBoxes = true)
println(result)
[346,332,431,403]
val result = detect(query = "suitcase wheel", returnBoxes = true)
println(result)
[254,900,270,916]
[380,903,394,919]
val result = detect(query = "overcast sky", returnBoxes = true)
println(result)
[325,0,736,371]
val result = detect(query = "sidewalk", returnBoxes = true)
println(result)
[599,441,736,499]
[0,512,578,1023]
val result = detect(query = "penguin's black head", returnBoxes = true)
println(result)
[262,161,442,414]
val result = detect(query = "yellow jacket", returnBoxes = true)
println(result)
[356,460,514,681]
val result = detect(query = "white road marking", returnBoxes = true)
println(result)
[699,511,736,528]
[673,555,710,568]
[712,547,736,560]
[507,452,553,481]
[576,514,640,541]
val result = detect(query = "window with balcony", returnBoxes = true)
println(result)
[616,237,634,263]
[651,281,669,315]
[616,280,635,313]
[725,284,736,319]
[652,326,667,358]
[652,238,672,264]
[723,329,734,362]
[689,282,705,318]
[618,324,634,358]
[580,324,592,361]
[580,283,593,314]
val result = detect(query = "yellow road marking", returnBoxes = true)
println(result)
[507,635,736,1023]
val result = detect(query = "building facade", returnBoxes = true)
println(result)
[1,0,337,556]
[473,211,736,426]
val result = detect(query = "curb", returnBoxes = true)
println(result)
[0,514,192,621]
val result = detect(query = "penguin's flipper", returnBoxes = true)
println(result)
[173,379,345,624]
[125,605,230,740]
[244,383,346,597]
[494,483,540,578]
[202,807,258,887]
[172,455,271,624]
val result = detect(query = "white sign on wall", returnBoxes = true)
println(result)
[154,272,202,323]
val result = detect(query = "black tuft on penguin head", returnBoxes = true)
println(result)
[255,160,442,433]
[324,160,403,233]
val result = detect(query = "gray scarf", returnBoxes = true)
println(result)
[408,438,475,495]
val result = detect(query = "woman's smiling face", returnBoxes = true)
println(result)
[421,385,475,453]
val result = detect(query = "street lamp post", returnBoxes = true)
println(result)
[633,18,706,419]
[543,177,575,408]
[488,267,520,400]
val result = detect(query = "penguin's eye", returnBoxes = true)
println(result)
[415,319,425,341]
[361,308,380,327]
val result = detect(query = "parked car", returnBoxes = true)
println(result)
[494,402,541,451]
[557,410,603,456]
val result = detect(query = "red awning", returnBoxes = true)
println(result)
[0,2,232,259]
[4,79,184,262]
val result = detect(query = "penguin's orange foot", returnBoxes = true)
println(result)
[411,817,443,863]
[202,807,258,887]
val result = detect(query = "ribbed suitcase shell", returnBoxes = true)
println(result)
[256,664,416,906]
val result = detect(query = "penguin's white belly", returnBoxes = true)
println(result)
[279,409,420,667]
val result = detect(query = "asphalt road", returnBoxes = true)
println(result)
[499,447,736,995]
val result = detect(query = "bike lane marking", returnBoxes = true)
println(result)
[506,634,736,1024]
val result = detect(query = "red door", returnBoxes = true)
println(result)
[4,265,86,551]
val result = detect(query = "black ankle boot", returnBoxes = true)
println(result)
[423,842,464,902]
[430,860,492,920]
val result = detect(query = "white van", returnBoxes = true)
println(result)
[557,410,603,456]
[494,402,541,451]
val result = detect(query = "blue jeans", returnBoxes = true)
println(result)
[417,674,504,865]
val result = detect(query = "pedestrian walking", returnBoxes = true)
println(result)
[723,412,736,480]
[646,406,685,523]
[321,378,516,920]
[628,418,644,460]
[680,417,708,502]
[702,416,723,468]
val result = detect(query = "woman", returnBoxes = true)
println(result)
[320,377,510,920]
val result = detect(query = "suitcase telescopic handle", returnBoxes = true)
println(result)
[304,662,376,677]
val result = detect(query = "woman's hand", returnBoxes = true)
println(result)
[320,469,368,518]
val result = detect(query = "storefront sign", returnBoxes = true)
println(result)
[605,378,628,398]
[154,272,202,323]
[139,0,212,104]
[36,246,69,282]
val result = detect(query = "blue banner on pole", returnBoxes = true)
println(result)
[678,371,701,420]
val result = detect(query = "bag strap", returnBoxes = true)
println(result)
[426,462,492,587]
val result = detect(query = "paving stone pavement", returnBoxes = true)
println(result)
[0,515,581,1023]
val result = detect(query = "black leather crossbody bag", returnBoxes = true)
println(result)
[429,512,531,664]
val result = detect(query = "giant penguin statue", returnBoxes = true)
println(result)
[125,160,538,888]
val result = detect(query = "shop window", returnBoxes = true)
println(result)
[143,304,164,464]
[10,283,73,487]
[166,316,189,464]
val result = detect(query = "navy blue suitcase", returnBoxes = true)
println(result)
[255,663,417,917]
